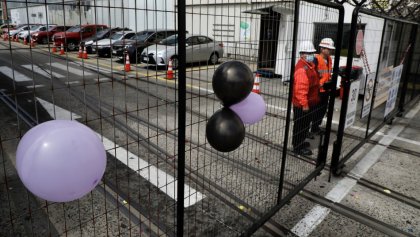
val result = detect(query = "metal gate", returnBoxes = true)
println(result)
[0,0,385,236]
[329,0,419,175]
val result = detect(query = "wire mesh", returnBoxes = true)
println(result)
[0,0,323,236]
[1,0,417,236]
[336,12,418,163]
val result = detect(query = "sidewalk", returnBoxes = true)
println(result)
[287,100,420,237]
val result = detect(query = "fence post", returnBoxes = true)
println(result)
[330,1,366,176]
[397,25,418,116]
[277,0,300,204]
[176,0,187,236]
[317,1,345,168]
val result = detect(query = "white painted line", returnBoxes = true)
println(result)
[37,97,204,207]
[21,64,65,79]
[100,136,205,207]
[26,84,45,89]
[267,104,288,111]
[65,81,80,85]
[291,101,420,237]
[0,66,32,82]
[50,62,93,76]
[97,78,111,82]
[291,205,330,237]
[36,97,82,120]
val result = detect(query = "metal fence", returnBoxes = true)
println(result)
[0,0,418,236]
[329,0,419,175]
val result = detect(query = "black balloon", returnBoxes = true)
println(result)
[212,61,254,106]
[206,108,245,152]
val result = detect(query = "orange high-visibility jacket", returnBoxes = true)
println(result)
[316,54,333,93]
[293,59,320,109]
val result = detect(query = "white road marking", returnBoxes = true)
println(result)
[97,78,111,82]
[0,66,32,82]
[36,97,81,120]
[101,136,205,207]
[26,84,45,89]
[291,101,420,237]
[267,104,288,111]
[50,62,93,76]
[37,97,205,207]
[21,64,65,78]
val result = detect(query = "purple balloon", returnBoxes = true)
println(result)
[16,120,106,202]
[229,92,266,124]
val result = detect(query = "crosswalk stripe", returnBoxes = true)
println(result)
[0,66,32,82]
[21,64,65,79]
[26,84,45,89]
[50,62,93,76]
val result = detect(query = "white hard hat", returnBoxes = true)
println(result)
[319,38,335,49]
[299,41,316,53]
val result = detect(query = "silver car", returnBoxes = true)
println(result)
[141,34,224,68]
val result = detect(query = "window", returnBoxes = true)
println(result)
[186,37,200,45]
[313,23,366,57]
[198,36,212,44]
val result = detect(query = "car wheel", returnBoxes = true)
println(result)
[209,53,219,65]
[171,56,178,70]
[67,41,77,51]
[41,38,48,44]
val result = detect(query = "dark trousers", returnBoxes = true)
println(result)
[292,107,312,150]
[311,92,329,132]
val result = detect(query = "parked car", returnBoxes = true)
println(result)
[31,25,71,44]
[8,24,40,39]
[0,24,16,34]
[112,29,178,62]
[52,24,108,51]
[18,24,56,41]
[141,34,223,69]
[92,31,136,57]
[82,27,131,53]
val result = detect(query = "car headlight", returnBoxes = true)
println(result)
[33,33,38,37]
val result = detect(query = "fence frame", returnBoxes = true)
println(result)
[330,1,419,175]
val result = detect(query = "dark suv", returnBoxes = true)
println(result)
[112,29,178,63]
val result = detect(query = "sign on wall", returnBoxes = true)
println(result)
[384,64,403,117]
[240,21,250,41]
[361,73,375,118]
[345,79,361,129]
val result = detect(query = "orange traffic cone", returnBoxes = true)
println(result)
[82,47,88,59]
[60,43,65,55]
[252,73,261,94]
[15,35,19,43]
[52,40,57,53]
[23,37,28,45]
[166,59,174,79]
[3,33,7,41]
[78,46,83,58]
[30,38,35,47]
[124,54,131,72]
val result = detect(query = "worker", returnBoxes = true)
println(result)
[292,41,320,156]
[310,38,335,136]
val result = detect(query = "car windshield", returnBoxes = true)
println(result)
[67,26,81,32]
[96,29,110,38]
[159,35,178,46]
[133,31,154,41]
[110,32,124,40]
[30,25,40,30]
